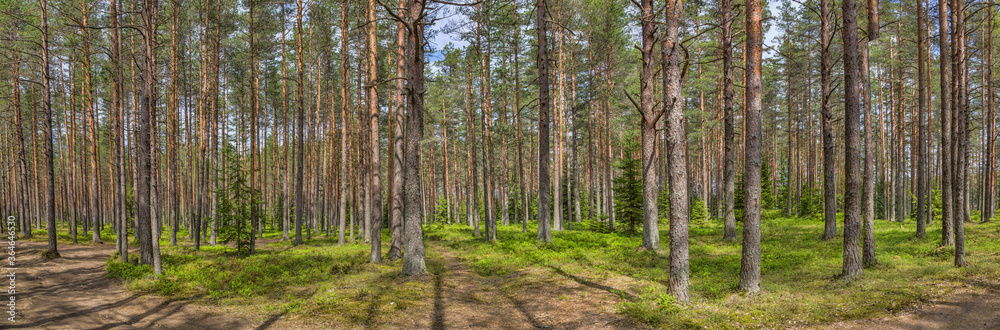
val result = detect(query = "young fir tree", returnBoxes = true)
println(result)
[613,140,642,234]
[215,146,258,257]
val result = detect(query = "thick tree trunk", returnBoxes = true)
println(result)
[740,0,763,294]
[136,0,159,269]
[388,0,406,260]
[841,0,863,279]
[664,0,689,302]
[402,0,429,276]
[638,0,660,250]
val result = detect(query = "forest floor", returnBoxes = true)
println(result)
[14,212,1000,329]
[10,240,262,329]
[14,233,642,329]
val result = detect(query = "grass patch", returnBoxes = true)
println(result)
[105,231,436,327]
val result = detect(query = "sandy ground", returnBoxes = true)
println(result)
[6,240,270,329]
[384,245,644,329]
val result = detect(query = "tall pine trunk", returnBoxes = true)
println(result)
[536,0,552,244]
[740,0,763,294]
[664,0,689,302]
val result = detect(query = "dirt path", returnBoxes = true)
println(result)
[7,241,275,329]
[9,239,641,329]
[382,244,643,329]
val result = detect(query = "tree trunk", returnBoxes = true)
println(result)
[638,0,660,250]
[820,0,837,240]
[536,0,552,244]
[339,0,350,245]
[740,0,763,294]
[983,0,995,223]
[294,0,306,246]
[861,21,878,267]
[388,0,406,259]
[111,0,124,258]
[841,0,863,279]
[39,0,58,256]
[664,0,689,302]
[721,0,737,241]
[367,0,383,262]
[402,0,429,276]
[952,0,967,266]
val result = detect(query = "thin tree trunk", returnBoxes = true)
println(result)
[339,0,350,245]
[820,0,837,239]
[721,0,736,240]
[952,0,967,266]
[915,0,928,238]
[39,0,58,256]
[861,20,878,267]
[982,0,995,223]
[536,0,552,244]
[294,0,306,246]
[367,0,383,262]
[388,0,405,259]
